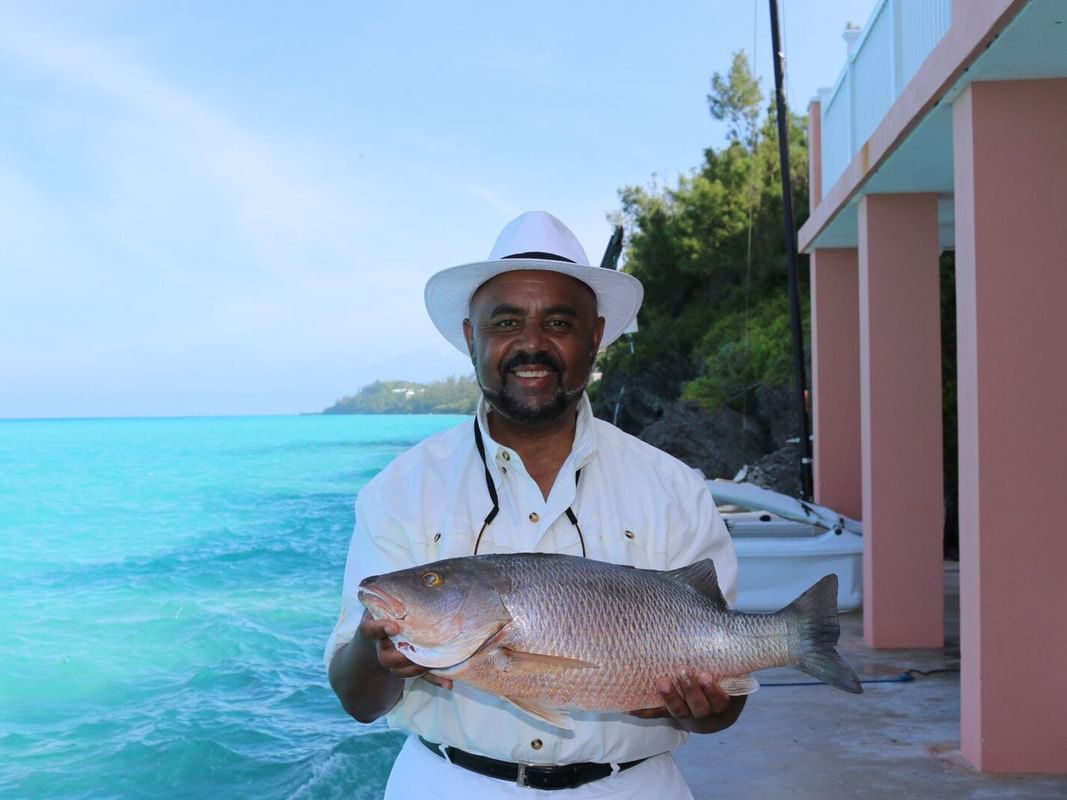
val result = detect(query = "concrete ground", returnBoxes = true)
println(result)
[675,562,1067,799]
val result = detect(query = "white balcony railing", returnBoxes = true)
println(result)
[817,0,952,193]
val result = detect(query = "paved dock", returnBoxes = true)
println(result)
[675,562,1067,799]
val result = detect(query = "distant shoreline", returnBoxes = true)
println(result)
[321,376,479,416]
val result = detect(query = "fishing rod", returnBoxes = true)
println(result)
[600,224,632,428]
[599,225,624,270]
[768,0,814,501]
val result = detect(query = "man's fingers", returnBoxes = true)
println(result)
[698,673,730,714]
[645,672,732,721]
[631,672,734,721]
[678,671,712,718]
[377,640,411,666]
[379,654,426,679]
[376,637,426,676]
[655,676,691,719]
[359,613,399,640]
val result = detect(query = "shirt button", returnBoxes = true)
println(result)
[433,532,441,543]
[530,738,543,750]
[501,467,507,474]
[501,451,511,461]
[529,512,539,523]
[625,530,636,540]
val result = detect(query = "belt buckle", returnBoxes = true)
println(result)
[515,763,528,788]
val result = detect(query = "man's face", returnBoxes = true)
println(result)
[463,270,605,426]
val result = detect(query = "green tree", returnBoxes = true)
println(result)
[600,51,809,416]
[708,50,763,148]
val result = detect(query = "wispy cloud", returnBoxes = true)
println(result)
[0,11,371,274]
[464,183,520,217]
[0,9,438,392]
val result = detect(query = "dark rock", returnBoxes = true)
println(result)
[594,366,809,495]
[639,400,768,480]
[591,350,695,436]
[598,382,671,436]
[755,383,802,450]
[742,441,805,497]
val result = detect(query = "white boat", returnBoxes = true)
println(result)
[707,479,863,613]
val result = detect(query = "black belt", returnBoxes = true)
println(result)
[419,737,646,790]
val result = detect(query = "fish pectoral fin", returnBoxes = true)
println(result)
[501,647,598,671]
[718,674,760,696]
[505,696,573,730]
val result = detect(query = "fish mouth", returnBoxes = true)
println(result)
[357,584,407,621]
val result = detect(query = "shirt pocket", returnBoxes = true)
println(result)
[414,527,478,562]
[583,525,667,569]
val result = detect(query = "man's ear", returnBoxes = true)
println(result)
[592,316,606,353]
[462,319,475,360]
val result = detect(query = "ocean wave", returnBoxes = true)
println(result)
[0,415,451,799]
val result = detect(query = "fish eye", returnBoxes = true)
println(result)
[421,571,442,588]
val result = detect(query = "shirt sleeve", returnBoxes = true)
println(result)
[664,471,739,606]
[322,482,417,674]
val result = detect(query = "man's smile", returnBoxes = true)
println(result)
[500,352,562,390]
[511,366,555,379]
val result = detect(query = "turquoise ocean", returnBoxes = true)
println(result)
[0,414,469,799]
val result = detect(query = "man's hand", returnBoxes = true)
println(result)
[359,614,453,690]
[328,611,453,724]
[629,670,745,734]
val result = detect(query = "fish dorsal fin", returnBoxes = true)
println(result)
[501,647,598,671]
[719,674,760,696]
[666,559,727,609]
[504,696,573,730]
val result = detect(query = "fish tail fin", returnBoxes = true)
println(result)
[785,574,863,694]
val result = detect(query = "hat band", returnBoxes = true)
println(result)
[502,252,576,263]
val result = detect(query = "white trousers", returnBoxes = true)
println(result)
[382,734,695,800]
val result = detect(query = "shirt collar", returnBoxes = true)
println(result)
[475,393,599,481]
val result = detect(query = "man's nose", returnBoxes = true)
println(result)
[516,318,546,350]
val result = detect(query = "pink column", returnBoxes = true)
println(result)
[858,193,944,649]
[810,248,861,520]
[953,79,1067,774]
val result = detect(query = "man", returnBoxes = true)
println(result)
[326,211,743,798]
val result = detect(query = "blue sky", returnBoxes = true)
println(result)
[0,1,875,418]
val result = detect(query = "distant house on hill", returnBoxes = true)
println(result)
[322,376,477,415]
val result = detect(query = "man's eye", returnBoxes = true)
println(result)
[494,319,519,328]
[546,319,572,329]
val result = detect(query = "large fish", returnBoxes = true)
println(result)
[358,553,861,728]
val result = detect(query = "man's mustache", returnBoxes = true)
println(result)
[501,352,561,375]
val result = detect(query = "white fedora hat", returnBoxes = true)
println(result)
[424,211,644,354]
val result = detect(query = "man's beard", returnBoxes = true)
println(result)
[477,351,589,426]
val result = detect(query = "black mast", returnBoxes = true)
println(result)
[768,0,814,500]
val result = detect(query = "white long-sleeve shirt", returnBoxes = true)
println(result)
[325,394,738,767]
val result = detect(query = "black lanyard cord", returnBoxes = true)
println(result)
[472,423,499,555]
[564,507,587,557]
[472,422,586,557]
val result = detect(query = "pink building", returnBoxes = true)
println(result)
[800,0,1067,774]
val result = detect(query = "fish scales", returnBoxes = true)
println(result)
[358,552,862,726]
[476,556,788,710]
